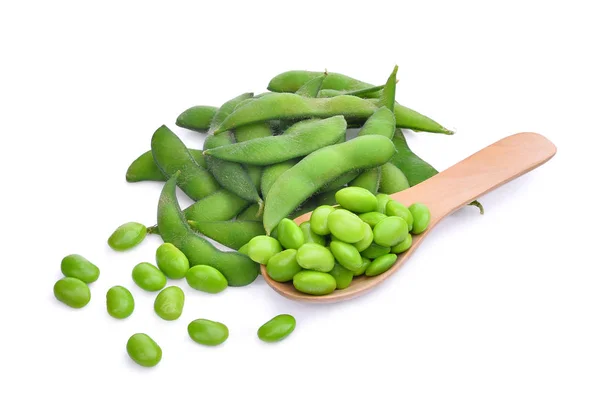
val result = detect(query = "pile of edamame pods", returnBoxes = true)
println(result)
[53,66,480,367]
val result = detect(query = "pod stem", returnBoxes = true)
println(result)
[469,200,485,215]
[147,225,159,235]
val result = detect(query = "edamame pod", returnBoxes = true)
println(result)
[132,262,167,292]
[295,73,327,97]
[236,203,262,221]
[126,149,207,183]
[266,249,302,282]
[317,170,360,193]
[206,117,347,165]
[151,125,219,201]
[108,222,147,251]
[263,135,396,234]
[185,265,228,293]
[349,168,381,194]
[188,319,229,346]
[60,254,99,283]
[127,333,162,367]
[53,277,90,308]
[268,70,380,98]
[379,163,410,194]
[260,160,298,198]
[187,220,265,250]
[329,263,354,289]
[156,243,190,279]
[184,189,250,223]
[379,65,398,111]
[175,105,218,132]
[154,286,185,321]
[317,84,385,98]
[209,92,254,131]
[106,286,134,319]
[293,270,337,295]
[257,314,296,343]
[157,173,259,286]
[234,122,273,143]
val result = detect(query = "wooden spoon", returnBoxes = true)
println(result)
[260,132,557,303]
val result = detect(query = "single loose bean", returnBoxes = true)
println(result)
[309,205,336,235]
[299,221,326,246]
[157,174,259,287]
[329,263,354,289]
[354,257,371,276]
[154,286,185,321]
[293,270,337,295]
[108,222,147,251]
[263,135,395,234]
[358,211,388,227]
[335,187,378,213]
[391,234,412,254]
[106,286,134,319]
[132,262,167,292]
[188,319,229,346]
[187,220,265,250]
[365,254,398,276]
[296,243,335,272]
[156,243,190,279]
[185,265,228,293]
[379,163,410,194]
[327,209,365,243]
[329,240,363,272]
[206,117,346,165]
[353,222,374,252]
[361,243,391,259]
[175,105,218,132]
[53,277,90,308]
[247,235,282,264]
[266,249,302,282]
[126,149,207,183]
[373,216,409,247]
[409,203,431,234]
[386,200,414,231]
[126,333,162,368]
[257,314,296,342]
[376,193,391,214]
[60,254,99,283]
[277,218,305,250]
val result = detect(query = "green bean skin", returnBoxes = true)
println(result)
[261,160,297,198]
[126,149,207,183]
[203,131,263,205]
[234,122,273,143]
[263,135,396,234]
[295,73,327,97]
[175,105,218,132]
[209,92,254,131]
[188,220,265,250]
[151,125,220,201]
[184,189,249,223]
[207,116,347,165]
[157,173,259,286]
[268,70,379,98]
[379,163,410,194]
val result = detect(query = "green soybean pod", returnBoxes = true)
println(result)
[257,314,296,343]
[329,240,363,272]
[391,234,412,254]
[60,254,99,283]
[268,70,379,97]
[157,173,259,286]
[53,277,90,308]
[327,209,365,243]
[356,106,396,139]
[409,203,431,234]
[106,286,134,319]
[317,84,385,99]
[261,160,298,198]
[108,222,147,251]
[209,92,254,131]
[379,163,410,194]
[386,200,414,231]
[277,218,304,250]
[234,122,273,143]
[329,263,354,289]
[238,243,249,255]
[295,73,327,97]
[335,187,378,213]
[185,265,228,293]
[263,135,395,234]
[354,257,371,276]
[188,319,229,346]
[266,249,302,282]
[247,164,263,192]
[379,65,398,111]
[293,270,337,295]
[361,243,391,259]
[318,170,360,193]
[365,254,398,276]
[154,286,185,321]
[206,116,347,165]
[299,221,326,246]
[175,105,218,132]
[155,243,190,279]
[373,216,409,247]
[309,205,336,235]
[132,262,167,292]
[125,149,207,183]
[247,235,282,264]
[184,189,250,223]
[127,333,162,368]
[151,125,220,201]
[376,193,391,214]
[349,168,381,194]
[358,211,388,227]
[188,220,265,250]
[236,204,262,221]
[296,243,335,272]
[353,222,374,252]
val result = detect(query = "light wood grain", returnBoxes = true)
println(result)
[260,132,557,303]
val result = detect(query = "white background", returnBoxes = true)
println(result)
[1,1,599,399]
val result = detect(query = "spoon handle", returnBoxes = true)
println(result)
[390,132,557,223]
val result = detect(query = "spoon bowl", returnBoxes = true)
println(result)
[260,132,557,303]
